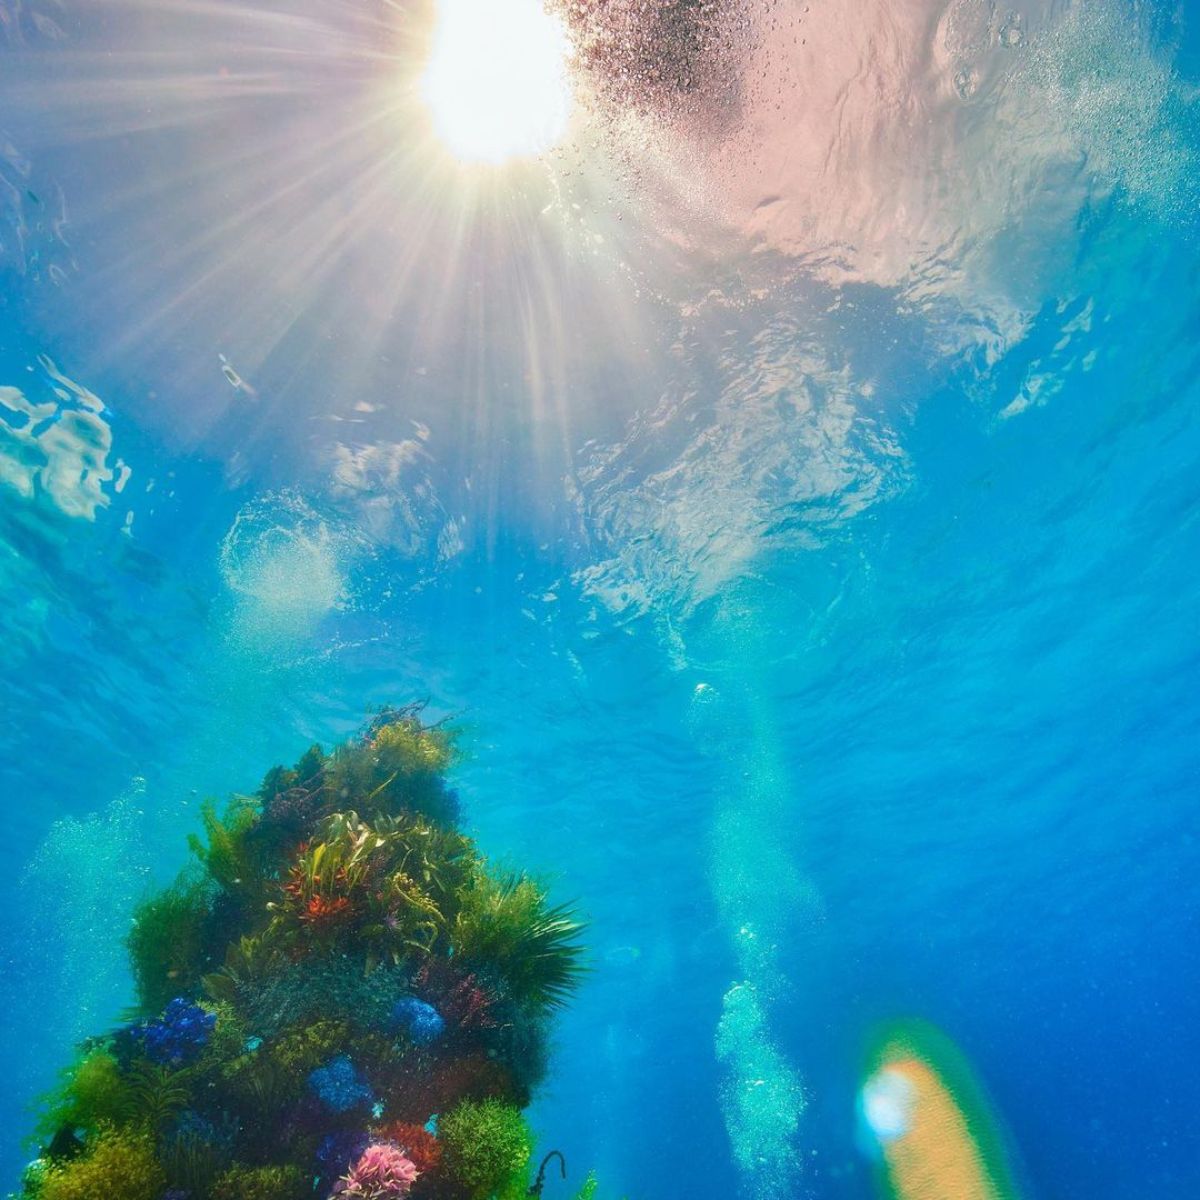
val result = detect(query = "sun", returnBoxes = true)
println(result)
[421,0,575,165]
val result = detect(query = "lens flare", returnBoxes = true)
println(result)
[859,1021,1022,1200]
[421,0,573,165]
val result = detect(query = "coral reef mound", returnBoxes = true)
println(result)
[16,707,586,1200]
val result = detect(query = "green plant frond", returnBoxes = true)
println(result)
[439,1098,533,1200]
[127,872,216,1014]
[159,1129,232,1198]
[573,1171,600,1200]
[453,871,588,1012]
[121,1063,192,1131]
[202,934,285,1003]
[210,1162,308,1200]
[188,798,266,901]
[38,1127,166,1200]
[320,707,459,826]
[32,1049,129,1143]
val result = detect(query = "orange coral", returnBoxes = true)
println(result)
[300,894,353,924]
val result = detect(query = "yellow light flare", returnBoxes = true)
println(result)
[421,0,574,165]
[860,1021,1022,1200]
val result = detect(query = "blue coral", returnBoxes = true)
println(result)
[131,998,216,1066]
[392,997,445,1046]
[308,1054,373,1113]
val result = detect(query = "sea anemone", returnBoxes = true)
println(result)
[332,1142,419,1198]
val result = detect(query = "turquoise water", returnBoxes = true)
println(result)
[1,0,1199,1197]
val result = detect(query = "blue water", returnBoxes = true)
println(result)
[2,0,1199,1197]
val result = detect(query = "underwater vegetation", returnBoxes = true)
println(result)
[859,1020,1022,1200]
[13,706,591,1200]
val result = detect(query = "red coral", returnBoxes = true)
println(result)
[373,1122,441,1175]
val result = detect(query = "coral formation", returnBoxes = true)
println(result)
[13,706,587,1200]
[391,999,445,1047]
[333,1143,419,1198]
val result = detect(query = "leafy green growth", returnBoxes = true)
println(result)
[159,1128,232,1198]
[266,810,476,966]
[256,743,326,803]
[325,706,458,826]
[35,1050,129,1140]
[127,873,215,1013]
[188,798,266,903]
[121,1062,192,1131]
[210,1162,308,1200]
[202,934,287,1005]
[38,1128,165,1200]
[574,1172,600,1200]
[19,1157,51,1197]
[270,1018,351,1081]
[440,1098,534,1200]
[454,872,587,1013]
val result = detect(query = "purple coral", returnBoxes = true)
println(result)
[332,1143,419,1198]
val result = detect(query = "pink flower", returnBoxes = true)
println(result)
[332,1142,420,1199]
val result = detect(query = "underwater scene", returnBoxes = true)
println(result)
[0,0,1198,1197]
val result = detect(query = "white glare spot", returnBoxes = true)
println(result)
[861,1067,916,1143]
[421,0,573,164]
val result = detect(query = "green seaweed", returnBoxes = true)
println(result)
[188,797,267,903]
[121,1062,193,1131]
[573,1172,599,1200]
[38,1128,165,1200]
[159,1128,232,1199]
[35,1049,130,1141]
[265,810,476,966]
[210,1163,308,1200]
[127,873,216,1013]
[324,706,458,827]
[439,1098,534,1200]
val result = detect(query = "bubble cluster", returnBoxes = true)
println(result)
[550,0,756,131]
[218,490,353,648]
[13,784,149,1052]
[715,980,805,1199]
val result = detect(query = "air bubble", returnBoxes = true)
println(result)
[999,12,1025,49]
